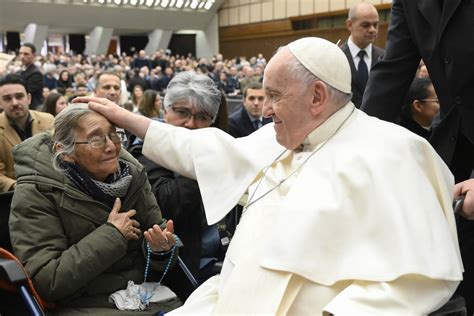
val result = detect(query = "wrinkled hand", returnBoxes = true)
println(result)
[73,96,126,126]
[144,220,176,252]
[107,198,141,240]
[454,179,474,220]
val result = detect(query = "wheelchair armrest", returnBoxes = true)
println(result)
[0,257,28,284]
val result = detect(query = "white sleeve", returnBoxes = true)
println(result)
[142,121,284,224]
[324,275,459,315]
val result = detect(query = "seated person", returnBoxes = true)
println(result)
[0,74,54,192]
[129,71,224,300]
[9,104,181,314]
[399,77,440,140]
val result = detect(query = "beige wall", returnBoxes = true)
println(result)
[219,0,393,26]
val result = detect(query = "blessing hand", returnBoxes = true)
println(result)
[144,220,176,252]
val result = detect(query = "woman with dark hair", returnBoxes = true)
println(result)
[399,77,440,140]
[57,70,73,92]
[131,84,145,113]
[42,92,68,116]
[138,90,162,119]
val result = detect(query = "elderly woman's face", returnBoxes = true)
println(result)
[164,100,213,130]
[64,113,121,181]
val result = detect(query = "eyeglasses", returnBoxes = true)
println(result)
[170,106,213,123]
[420,99,439,104]
[74,131,126,148]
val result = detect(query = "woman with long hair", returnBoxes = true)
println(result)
[42,92,68,117]
[139,90,162,119]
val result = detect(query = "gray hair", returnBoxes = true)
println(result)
[163,71,221,121]
[52,103,95,171]
[277,46,352,108]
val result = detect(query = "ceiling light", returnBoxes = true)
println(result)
[145,0,154,6]
[204,0,213,10]
[190,0,198,9]
[113,0,122,5]
[175,0,184,8]
[161,0,169,7]
[154,0,161,6]
[130,0,138,5]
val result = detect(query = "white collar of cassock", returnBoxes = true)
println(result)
[297,102,356,153]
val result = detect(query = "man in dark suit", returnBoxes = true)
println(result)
[360,0,474,311]
[228,82,271,138]
[18,43,43,109]
[340,2,384,108]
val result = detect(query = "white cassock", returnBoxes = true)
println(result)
[143,103,463,315]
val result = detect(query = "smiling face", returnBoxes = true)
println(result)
[63,113,121,182]
[262,49,322,150]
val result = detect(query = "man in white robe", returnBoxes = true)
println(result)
[77,37,463,314]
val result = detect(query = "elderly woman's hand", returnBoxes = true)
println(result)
[144,220,176,252]
[107,198,141,240]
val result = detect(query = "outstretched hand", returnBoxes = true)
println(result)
[72,96,151,140]
[454,179,474,220]
[73,96,128,126]
[144,220,176,252]
[107,198,141,240]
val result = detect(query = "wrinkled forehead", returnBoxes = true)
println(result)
[76,112,114,134]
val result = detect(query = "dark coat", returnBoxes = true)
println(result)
[361,0,474,167]
[228,106,272,138]
[19,64,44,109]
[340,43,384,108]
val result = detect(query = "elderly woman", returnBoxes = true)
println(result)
[9,104,182,314]
[128,71,225,300]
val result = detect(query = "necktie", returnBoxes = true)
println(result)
[357,50,368,89]
[254,119,262,130]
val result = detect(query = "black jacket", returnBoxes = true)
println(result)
[228,106,272,138]
[19,64,43,109]
[340,43,384,108]
[361,0,474,166]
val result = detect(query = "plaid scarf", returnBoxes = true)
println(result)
[61,159,132,208]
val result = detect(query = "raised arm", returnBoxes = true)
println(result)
[73,96,151,139]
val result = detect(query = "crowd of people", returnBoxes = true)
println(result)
[1,0,474,314]
[0,44,266,113]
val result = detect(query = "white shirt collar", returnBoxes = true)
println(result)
[348,36,372,61]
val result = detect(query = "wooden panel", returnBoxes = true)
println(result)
[219,19,292,39]
[300,0,314,16]
[261,1,273,21]
[330,0,345,11]
[314,0,329,13]
[219,8,230,26]
[229,7,240,25]
[287,0,299,17]
[274,0,286,19]
[250,2,261,22]
[239,5,250,24]
[219,22,389,60]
